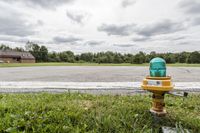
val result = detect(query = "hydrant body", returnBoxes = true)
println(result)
[141,57,174,116]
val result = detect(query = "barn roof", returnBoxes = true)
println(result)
[0,50,35,60]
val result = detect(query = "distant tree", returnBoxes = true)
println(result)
[178,52,188,63]
[163,53,176,64]
[97,56,108,63]
[7,42,200,64]
[59,51,75,63]
[48,52,61,62]
[124,54,133,63]
[26,42,40,62]
[148,51,157,61]
[40,45,48,62]
[0,44,12,50]
[113,53,123,63]
[187,51,200,63]
[131,51,146,64]
[105,51,114,63]
[13,47,25,52]
[80,53,93,62]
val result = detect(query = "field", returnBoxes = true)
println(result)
[0,62,200,67]
[0,93,199,132]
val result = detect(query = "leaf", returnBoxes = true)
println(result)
[5,127,17,132]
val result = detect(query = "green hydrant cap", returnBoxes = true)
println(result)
[150,57,166,77]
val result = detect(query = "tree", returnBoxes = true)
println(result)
[80,53,93,62]
[187,51,200,63]
[131,52,146,64]
[123,54,133,63]
[163,53,176,64]
[48,52,61,62]
[13,47,25,52]
[59,51,75,63]
[146,51,156,62]
[178,52,188,63]
[0,44,12,50]
[113,53,123,63]
[40,46,48,62]
[26,42,40,62]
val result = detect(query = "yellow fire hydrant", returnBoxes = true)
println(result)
[141,57,174,116]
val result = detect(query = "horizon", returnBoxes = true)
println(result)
[1,43,200,55]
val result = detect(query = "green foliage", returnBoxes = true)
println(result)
[59,51,75,63]
[25,42,49,62]
[0,44,12,51]
[1,43,200,64]
[40,46,48,62]
[0,44,24,51]
[187,51,200,64]
[131,51,146,64]
[80,52,94,62]
[178,52,188,63]
[0,93,199,132]
[48,52,61,62]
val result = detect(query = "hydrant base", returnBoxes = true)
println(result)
[150,109,166,117]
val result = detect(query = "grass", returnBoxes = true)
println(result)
[0,62,200,67]
[0,62,147,67]
[0,93,199,132]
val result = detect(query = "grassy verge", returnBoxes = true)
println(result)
[0,62,200,67]
[0,63,146,67]
[0,93,199,132]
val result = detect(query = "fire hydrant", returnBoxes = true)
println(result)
[141,57,174,116]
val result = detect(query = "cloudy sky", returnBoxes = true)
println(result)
[0,0,200,53]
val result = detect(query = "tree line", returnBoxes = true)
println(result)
[0,42,200,64]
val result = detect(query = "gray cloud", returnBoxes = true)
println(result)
[3,0,74,9]
[66,11,85,24]
[170,36,186,41]
[176,42,190,45]
[85,41,104,46]
[179,0,200,14]
[132,36,150,42]
[0,36,28,43]
[113,44,135,47]
[53,36,82,44]
[136,20,184,37]
[0,2,43,37]
[192,17,200,26]
[0,35,47,44]
[0,17,35,37]
[0,4,37,37]
[66,10,91,24]
[98,23,136,36]
[98,20,183,37]
[121,0,137,8]
[37,20,44,26]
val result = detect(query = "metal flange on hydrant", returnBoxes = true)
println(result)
[141,57,174,116]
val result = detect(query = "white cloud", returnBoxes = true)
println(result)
[121,0,137,8]
[0,0,200,53]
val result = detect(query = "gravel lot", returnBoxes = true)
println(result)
[0,66,200,82]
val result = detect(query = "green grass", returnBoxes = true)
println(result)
[0,62,146,67]
[0,62,200,67]
[0,93,199,132]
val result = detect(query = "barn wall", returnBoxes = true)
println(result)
[0,57,20,63]
[21,59,35,63]
[0,58,35,63]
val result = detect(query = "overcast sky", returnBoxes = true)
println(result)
[0,0,200,53]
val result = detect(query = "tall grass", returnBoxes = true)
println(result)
[0,62,200,67]
[0,93,199,132]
